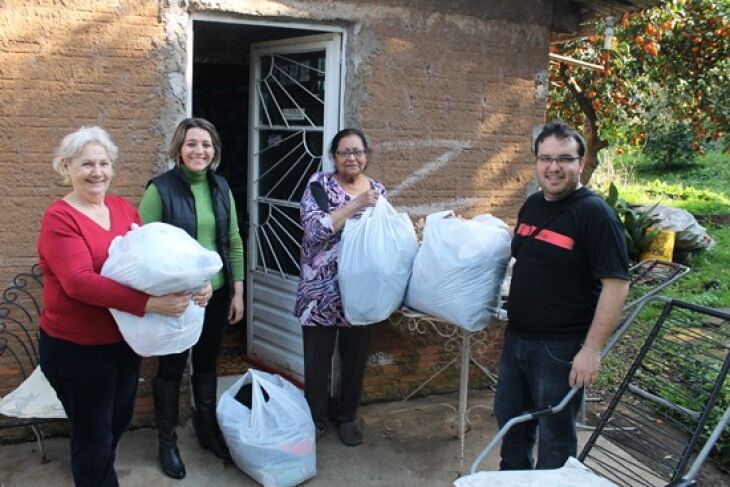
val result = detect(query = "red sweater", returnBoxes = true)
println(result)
[38,195,149,345]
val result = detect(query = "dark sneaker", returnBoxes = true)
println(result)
[316,427,326,440]
[337,420,363,446]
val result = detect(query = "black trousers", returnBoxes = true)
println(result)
[302,325,370,430]
[157,287,229,381]
[39,330,141,487]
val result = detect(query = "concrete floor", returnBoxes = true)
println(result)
[0,390,501,487]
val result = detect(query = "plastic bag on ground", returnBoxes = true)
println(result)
[0,366,66,419]
[454,457,618,487]
[405,212,511,331]
[642,204,715,252]
[338,197,418,325]
[100,222,222,357]
[217,369,316,487]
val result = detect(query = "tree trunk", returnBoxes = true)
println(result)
[581,121,608,184]
[558,65,609,185]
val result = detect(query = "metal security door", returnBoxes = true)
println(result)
[247,33,341,380]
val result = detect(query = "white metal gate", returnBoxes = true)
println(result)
[247,33,341,380]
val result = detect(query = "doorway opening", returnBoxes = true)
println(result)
[191,19,341,376]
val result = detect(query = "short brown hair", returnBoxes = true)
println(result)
[168,117,222,170]
[534,120,586,157]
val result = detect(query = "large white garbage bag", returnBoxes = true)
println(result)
[337,197,418,325]
[102,222,223,295]
[217,369,316,487]
[101,222,223,357]
[405,212,511,331]
[454,457,618,487]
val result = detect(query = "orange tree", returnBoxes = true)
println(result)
[548,0,729,183]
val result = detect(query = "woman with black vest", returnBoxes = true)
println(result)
[139,117,245,480]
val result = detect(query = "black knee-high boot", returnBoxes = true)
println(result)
[192,372,230,460]
[153,378,186,479]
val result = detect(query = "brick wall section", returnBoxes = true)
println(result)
[0,0,172,430]
[0,0,166,284]
[1,0,552,436]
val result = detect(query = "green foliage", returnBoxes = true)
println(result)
[548,0,730,178]
[643,122,696,169]
[601,182,662,262]
[615,151,730,215]
[664,224,730,308]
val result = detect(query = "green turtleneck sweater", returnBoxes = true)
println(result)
[138,165,244,291]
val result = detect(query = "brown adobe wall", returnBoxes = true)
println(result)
[0,0,179,431]
[1,0,551,433]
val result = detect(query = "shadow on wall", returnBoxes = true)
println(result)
[0,1,170,286]
[351,16,547,225]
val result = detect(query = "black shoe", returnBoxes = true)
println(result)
[153,379,186,480]
[316,426,326,440]
[192,372,231,460]
[337,420,363,446]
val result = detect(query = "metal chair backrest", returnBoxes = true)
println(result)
[579,298,730,486]
[0,264,44,395]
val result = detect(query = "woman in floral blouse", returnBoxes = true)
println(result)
[295,128,386,447]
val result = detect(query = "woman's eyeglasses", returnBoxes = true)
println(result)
[335,149,367,159]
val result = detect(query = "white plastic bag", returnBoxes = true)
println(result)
[643,204,715,252]
[101,222,223,357]
[109,304,205,357]
[405,212,511,331]
[0,366,66,419]
[217,369,316,487]
[102,222,223,295]
[454,457,618,487]
[337,197,418,325]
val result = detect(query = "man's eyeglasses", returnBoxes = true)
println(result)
[536,155,580,165]
[335,149,367,159]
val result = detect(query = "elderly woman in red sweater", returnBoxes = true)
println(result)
[37,126,198,487]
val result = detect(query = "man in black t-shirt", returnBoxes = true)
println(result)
[494,121,630,470]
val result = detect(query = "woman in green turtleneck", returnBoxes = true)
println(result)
[138,118,244,480]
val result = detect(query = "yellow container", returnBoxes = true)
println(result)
[640,228,676,262]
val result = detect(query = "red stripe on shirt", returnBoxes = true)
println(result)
[517,223,575,250]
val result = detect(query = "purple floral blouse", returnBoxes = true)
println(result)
[295,171,387,327]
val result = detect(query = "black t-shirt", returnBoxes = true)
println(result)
[507,187,630,340]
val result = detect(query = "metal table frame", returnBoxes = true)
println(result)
[388,307,506,474]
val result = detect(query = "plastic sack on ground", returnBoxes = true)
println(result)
[100,222,222,357]
[454,457,618,487]
[405,212,511,331]
[0,366,66,419]
[642,204,715,253]
[337,197,418,325]
[217,369,316,487]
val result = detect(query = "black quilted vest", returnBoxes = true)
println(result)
[149,166,233,295]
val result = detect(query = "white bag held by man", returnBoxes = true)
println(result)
[217,369,316,487]
[405,212,512,331]
[100,222,223,357]
[337,196,418,325]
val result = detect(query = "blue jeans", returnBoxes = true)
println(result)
[494,332,583,470]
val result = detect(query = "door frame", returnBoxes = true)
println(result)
[186,14,347,376]
[186,14,346,126]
